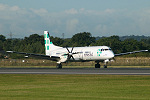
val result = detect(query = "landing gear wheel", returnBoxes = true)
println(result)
[56,63,62,69]
[95,63,100,68]
[104,65,107,68]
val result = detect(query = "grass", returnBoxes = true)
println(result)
[1,57,150,67]
[0,74,150,100]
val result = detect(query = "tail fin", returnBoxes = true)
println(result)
[44,31,62,55]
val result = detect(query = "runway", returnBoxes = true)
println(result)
[0,68,150,75]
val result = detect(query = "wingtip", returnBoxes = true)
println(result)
[6,51,12,53]
[6,51,14,53]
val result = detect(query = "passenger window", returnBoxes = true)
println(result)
[85,51,90,53]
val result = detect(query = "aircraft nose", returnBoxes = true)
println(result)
[110,51,115,58]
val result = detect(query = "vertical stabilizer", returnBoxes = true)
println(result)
[44,31,62,55]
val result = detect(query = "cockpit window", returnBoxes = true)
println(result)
[101,48,111,51]
[101,49,104,51]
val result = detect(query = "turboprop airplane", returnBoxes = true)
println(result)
[7,31,148,69]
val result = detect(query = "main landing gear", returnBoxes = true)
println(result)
[104,65,107,68]
[95,62,100,68]
[56,63,62,69]
[95,61,107,68]
[56,62,107,69]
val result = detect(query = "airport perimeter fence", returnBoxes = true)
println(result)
[0,57,150,67]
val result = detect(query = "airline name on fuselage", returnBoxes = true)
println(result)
[84,51,93,56]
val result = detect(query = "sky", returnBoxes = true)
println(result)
[0,0,150,38]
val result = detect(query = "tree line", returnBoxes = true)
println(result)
[0,32,150,58]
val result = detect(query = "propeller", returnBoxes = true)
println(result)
[63,47,78,60]
[0,49,9,59]
[110,57,116,62]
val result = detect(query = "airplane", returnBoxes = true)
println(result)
[7,31,148,69]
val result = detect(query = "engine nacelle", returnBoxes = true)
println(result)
[104,59,109,63]
[57,56,68,64]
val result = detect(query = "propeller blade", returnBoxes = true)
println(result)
[72,52,78,54]
[64,47,76,60]
[70,55,75,60]
[66,47,70,53]
[113,57,116,61]
[71,47,74,53]
[110,57,116,62]
[68,55,71,59]
[63,54,68,56]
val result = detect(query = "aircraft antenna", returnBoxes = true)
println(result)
[62,33,64,39]
[9,31,13,39]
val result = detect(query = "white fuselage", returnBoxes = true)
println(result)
[50,46,114,63]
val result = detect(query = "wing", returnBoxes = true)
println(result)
[115,50,148,56]
[6,51,60,61]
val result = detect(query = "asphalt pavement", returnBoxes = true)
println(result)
[0,68,150,75]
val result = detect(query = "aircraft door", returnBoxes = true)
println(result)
[78,49,83,60]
